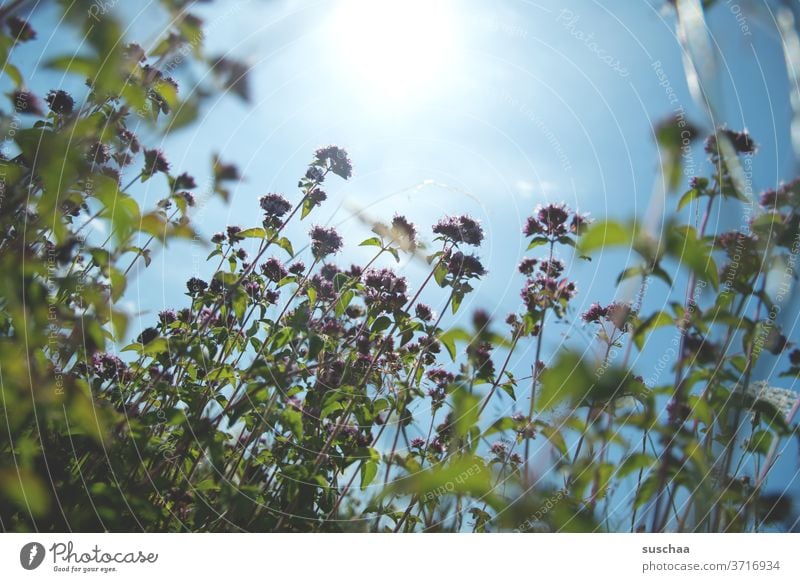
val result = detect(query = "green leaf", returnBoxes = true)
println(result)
[451,290,463,314]
[535,421,568,456]
[667,224,719,290]
[359,237,383,248]
[616,266,644,285]
[483,416,515,437]
[453,386,480,439]
[633,310,673,351]
[1,62,22,86]
[678,188,701,211]
[239,227,266,239]
[45,55,97,77]
[301,197,314,219]
[617,453,655,478]
[688,394,714,426]
[110,309,128,343]
[360,448,380,490]
[371,316,392,334]
[527,236,549,250]
[438,328,471,361]
[232,288,248,320]
[108,267,127,302]
[651,264,673,287]
[282,408,303,439]
[385,456,501,509]
[537,352,593,412]
[0,469,51,517]
[433,262,448,287]
[500,382,516,401]
[745,430,773,456]
[335,290,355,317]
[360,460,378,490]
[557,236,576,247]
[577,220,634,255]
[276,237,294,257]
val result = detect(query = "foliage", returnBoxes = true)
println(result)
[0,1,798,532]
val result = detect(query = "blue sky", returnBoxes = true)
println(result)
[120,0,796,325]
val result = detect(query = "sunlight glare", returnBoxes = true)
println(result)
[331,0,457,103]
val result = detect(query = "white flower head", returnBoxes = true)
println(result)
[743,380,798,419]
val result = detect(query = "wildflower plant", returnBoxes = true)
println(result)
[0,1,798,535]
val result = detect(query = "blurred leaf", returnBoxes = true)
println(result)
[578,220,634,255]
[0,469,50,517]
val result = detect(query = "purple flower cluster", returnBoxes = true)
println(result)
[314,145,353,180]
[186,277,208,296]
[389,215,418,251]
[309,226,343,259]
[46,89,74,115]
[432,215,484,246]
[363,268,408,313]
[520,274,577,313]
[518,257,538,276]
[90,352,130,382]
[716,231,757,257]
[519,257,564,277]
[117,128,140,153]
[335,424,372,448]
[538,258,565,278]
[243,280,261,300]
[759,179,799,209]
[446,251,486,278]
[143,148,169,177]
[174,172,197,190]
[427,368,454,388]
[214,159,240,182]
[315,359,346,393]
[705,129,757,156]
[307,188,328,210]
[226,225,243,244]
[136,327,158,345]
[305,166,324,182]
[415,303,434,322]
[581,301,633,331]
[472,309,490,332]
[198,307,220,327]
[468,341,495,378]
[429,438,447,454]
[490,441,508,456]
[524,203,588,239]
[260,193,292,227]
[261,257,288,283]
[7,16,36,42]
[308,263,341,301]
[426,368,453,404]
[264,289,280,305]
[12,90,42,115]
[87,142,110,165]
[175,191,195,207]
[158,309,177,325]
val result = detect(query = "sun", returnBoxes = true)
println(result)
[330,0,458,103]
